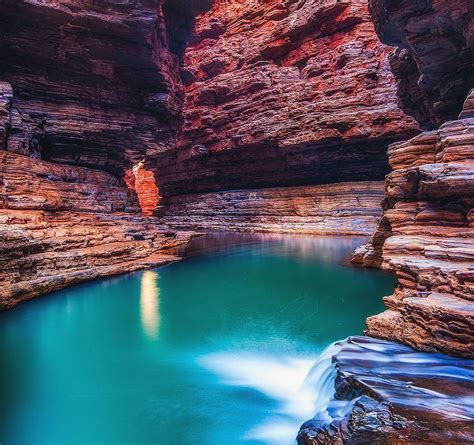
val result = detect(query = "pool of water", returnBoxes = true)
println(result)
[0,234,394,445]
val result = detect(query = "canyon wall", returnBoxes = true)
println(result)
[354,1,474,358]
[157,182,384,235]
[355,91,474,358]
[154,0,420,196]
[0,0,183,175]
[0,150,194,310]
[0,0,201,309]
[0,0,422,237]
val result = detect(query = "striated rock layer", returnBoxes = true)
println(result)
[354,90,474,358]
[298,336,474,444]
[156,182,385,235]
[0,151,195,310]
[0,0,183,175]
[155,0,420,196]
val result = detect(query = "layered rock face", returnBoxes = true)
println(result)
[353,1,474,358]
[355,92,474,358]
[0,0,203,309]
[0,151,194,310]
[157,182,385,235]
[298,336,474,444]
[0,0,183,175]
[369,0,474,126]
[155,0,420,196]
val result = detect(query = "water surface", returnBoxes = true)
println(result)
[0,234,394,445]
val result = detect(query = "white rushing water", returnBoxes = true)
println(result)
[199,342,342,444]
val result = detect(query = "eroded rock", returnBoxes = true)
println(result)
[355,90,474,357]
[154,0,420,196]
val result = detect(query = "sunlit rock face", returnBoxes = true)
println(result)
[124,162,161,216]
[0,150,194,310]
[369,0,474,126]
[0,0,183,176]
[155,0,421,196]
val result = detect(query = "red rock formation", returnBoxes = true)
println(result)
[125,162,161,216]
[0,151,195,310]
[154,0,420,196]
[351,1,474,358]
[0,0,183,175]
[355,90,474,358]
[157,182,385,235]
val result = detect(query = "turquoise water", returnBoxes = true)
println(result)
[0,234,394,445]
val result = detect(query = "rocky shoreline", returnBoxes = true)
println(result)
[0,151,196,310]
[0,0,472,442]
[298,336,474,444]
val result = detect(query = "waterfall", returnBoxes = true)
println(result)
[198,341,342,444]
[301,341,343,421]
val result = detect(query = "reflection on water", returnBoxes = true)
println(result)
[140,271,160,339]
[179,232,369,266]
[0,234,395,445]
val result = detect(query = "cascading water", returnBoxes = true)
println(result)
[199,341,343,444]
[0,235,395,445]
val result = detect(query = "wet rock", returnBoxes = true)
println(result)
[298,336,474,444]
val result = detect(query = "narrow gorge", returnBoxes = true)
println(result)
[0,0,472,443]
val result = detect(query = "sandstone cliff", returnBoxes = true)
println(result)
[0,150,194,310]
[154,0,420,196]
[354,1,474,358]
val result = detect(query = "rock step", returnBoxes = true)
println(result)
[298,336,474,443]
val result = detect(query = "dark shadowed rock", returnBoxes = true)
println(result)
[298,336,474,444]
